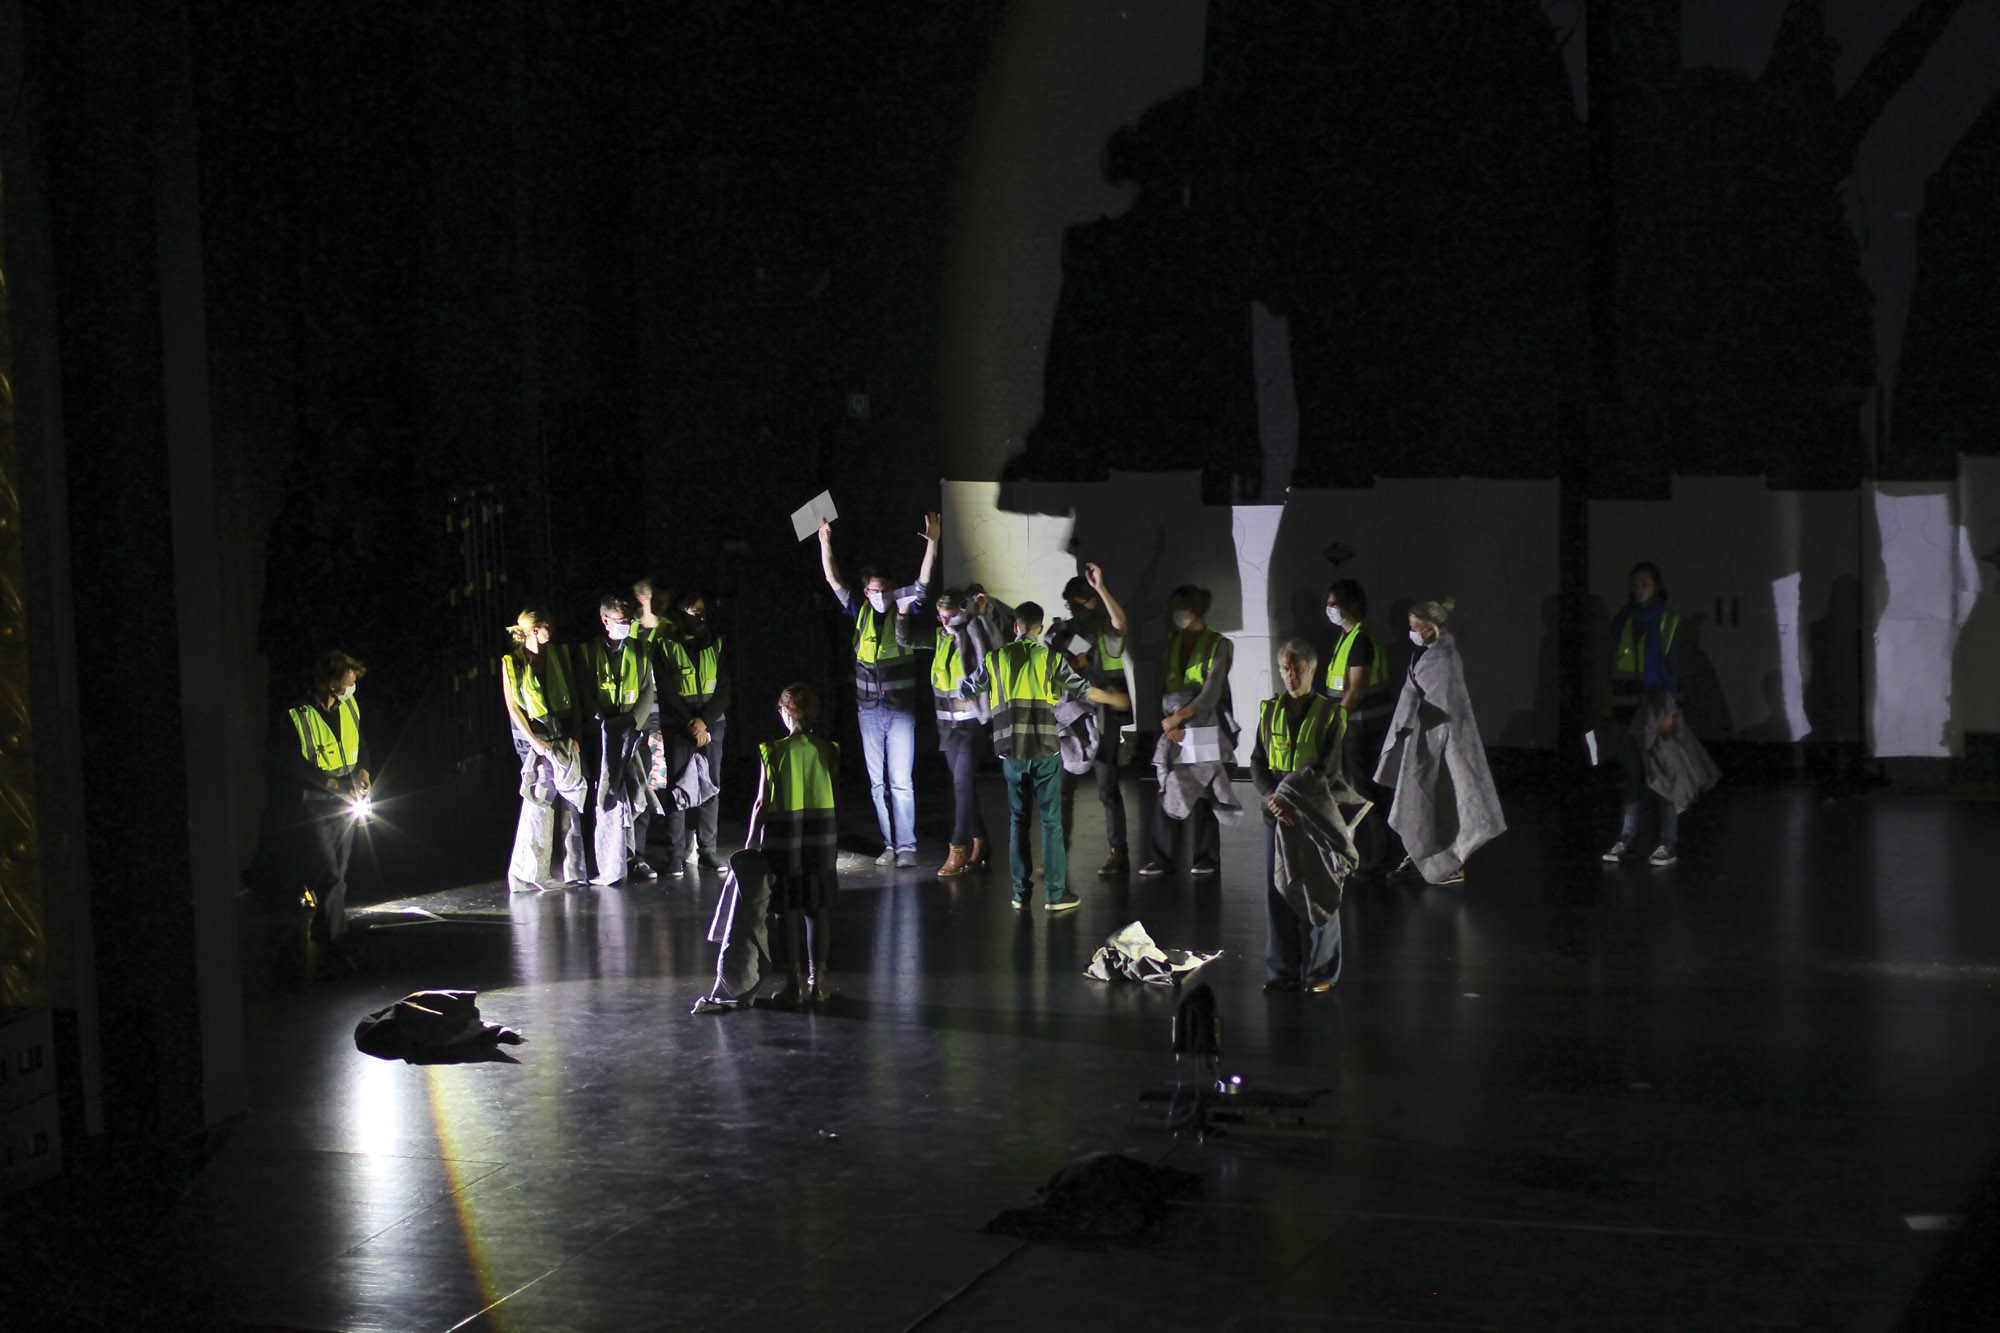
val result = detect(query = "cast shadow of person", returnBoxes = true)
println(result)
[1002,88,1258,506]
[1804,572,1871,791]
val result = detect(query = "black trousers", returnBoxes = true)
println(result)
[664,716,727,859]
[1342,713,1392,873]
[1060,751,1128,852]
[304,797,357,943]
[940,724,988,845]
[1149,794,1218,869]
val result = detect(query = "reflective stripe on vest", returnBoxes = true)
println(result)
[582,640,647,710]
[1163,627,1223,694]
[988,639,1062,755]
[760,734,840,854]
[505,645,574,722]
[661,637,722,706]
[1260,695,1342,775]
[1612,610,1681,692]
[290,697,361,775]
[1326,620,1391,717]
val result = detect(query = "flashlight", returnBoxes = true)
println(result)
[347,792,373,822]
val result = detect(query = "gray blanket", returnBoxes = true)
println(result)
[1633,693,1720,813]
[1374,633,1506,882]
[701,848,781,1006]
[1152,689,1244,823]
[1271,769,1370,928]
[1056,697,1102,776]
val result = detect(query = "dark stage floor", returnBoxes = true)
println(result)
[25,775,2000,1331]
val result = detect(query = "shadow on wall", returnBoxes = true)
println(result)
[1005,91,1257,505]
[1892,92,2000,480]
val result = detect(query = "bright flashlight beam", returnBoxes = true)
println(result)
[348,793,373,822]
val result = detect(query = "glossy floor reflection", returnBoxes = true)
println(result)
[62,779,2000,1329]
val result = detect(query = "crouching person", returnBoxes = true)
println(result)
[1253,640,1366,994]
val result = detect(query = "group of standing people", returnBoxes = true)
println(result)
[499,581,733,892]
[257,501,1710,995]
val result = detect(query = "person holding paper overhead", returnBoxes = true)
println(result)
[1137,585,1241,877]
[818,511,941,868]
[1048,562,1135,877]
[957,601,1130,911]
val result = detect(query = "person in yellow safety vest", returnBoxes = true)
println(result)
[906,588,998,879]
[1252,641,1347,992]
[1049,561,1135,877]
[742,682,842,1005]
[500,608,589,889]
[574,593,657,886]
[1602,561,1689,867]
[817,511,941,869]
[956,601,1130,912]
[1137,585,1237,879]
[1323,578,1395,879]
[629,572,680,877]
[655,588,734,876]
[265,649,371,948]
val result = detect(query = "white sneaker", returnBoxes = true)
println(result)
[1601,840,1630,864]
[1648,843,1678,866]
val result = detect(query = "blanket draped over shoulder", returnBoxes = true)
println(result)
[1374,633,1506,882]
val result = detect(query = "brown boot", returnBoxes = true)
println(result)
[1098,848,1129,878]
[937,844,970,878]
[967,837,989,869]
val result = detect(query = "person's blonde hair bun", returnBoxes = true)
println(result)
[1411,598,1456,627]
[507,608,551,644]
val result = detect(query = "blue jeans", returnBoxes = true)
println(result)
[1002,755,1067,902]
[859,704,917,853]
[1264,819,1343,985]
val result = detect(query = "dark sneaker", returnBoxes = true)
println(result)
[1045,893,1082,913]
[1648,843,1678,867]
[1012,896,1030,912]
[895,849,918,869]
[1190,861,1219,877]
[697,850,729,873]
[1601,839,1631,863]
[1263,978,1301,992]
[1135,861,1169,877]
[875,848,896,867]
[629,861,658,882]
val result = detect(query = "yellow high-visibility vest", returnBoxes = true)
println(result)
[289,696,361,774]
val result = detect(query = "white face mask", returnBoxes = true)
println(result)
[1172,610,1194,631]
[1409,629,1428,648]
[338,684,357,700]
[1325,606,1344,628]
[866,590,890,613]
[607,621,632,642]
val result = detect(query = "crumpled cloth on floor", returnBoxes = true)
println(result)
[354,990,524,1063]
[985,1152,1202,1245]
[1151,690,1244,823]
[1085,921,1221,986]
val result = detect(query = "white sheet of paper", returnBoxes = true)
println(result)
[1064,633,1091,657]
[1584,729,1600,767]
[790,490,839,542]
[1179,725,1222,764]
